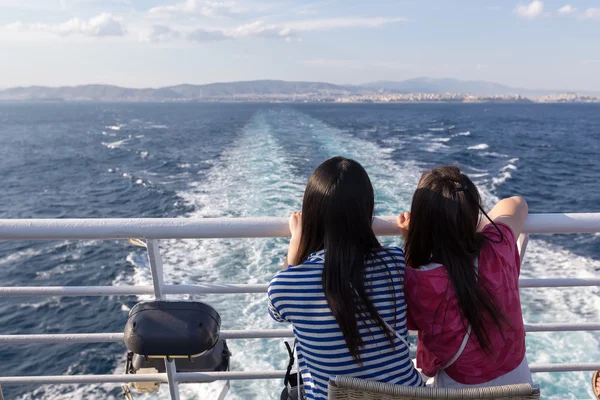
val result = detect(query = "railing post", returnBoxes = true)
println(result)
[146,240,180,400]
[147,240,165,299]
[517,233,529,262]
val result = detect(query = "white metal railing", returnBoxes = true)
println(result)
[0,213,599,399]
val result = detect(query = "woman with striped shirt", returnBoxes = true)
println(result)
[268,156,423,399]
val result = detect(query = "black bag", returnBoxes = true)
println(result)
[124,300,221,359]
[280,341,305,400]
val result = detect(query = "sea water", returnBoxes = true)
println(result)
[0,103,599,399]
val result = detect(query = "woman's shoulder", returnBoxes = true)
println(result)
[377,246,405,258]
[479,222,521,275]
[366,246,405,267]
[481,222,520,260]
[481,221,517,246]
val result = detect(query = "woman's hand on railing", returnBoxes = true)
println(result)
[284,212,302,269]
[397,212,410,242]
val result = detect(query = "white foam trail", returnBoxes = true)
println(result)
[28,111,303,400]
[16,355,125,400]
[102,139,129,150]
[428,127,445,132]
[124,111,306,399]
[468,143,489,150]
[480,152,509,158]
[500,164,517,172]
[491,171,512,186]
[425,142,450,153]
[0,240,98,267]
[105,125,122,131]
[431,137,451,143]
[453,131,471,137]
[491,160,519,188]
[0,247,46,266]
[288,109,421,218]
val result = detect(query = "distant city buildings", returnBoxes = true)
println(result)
[333,92,599,104]
[183,92,600,103]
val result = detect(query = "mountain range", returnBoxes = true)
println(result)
[0,78,595,102]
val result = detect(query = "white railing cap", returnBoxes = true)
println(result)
[0,213,598,240]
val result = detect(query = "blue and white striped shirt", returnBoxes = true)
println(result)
[268,247,424,399]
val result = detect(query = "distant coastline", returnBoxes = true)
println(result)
[1,79,598,104]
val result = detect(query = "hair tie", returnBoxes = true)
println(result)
[452,186,468,194]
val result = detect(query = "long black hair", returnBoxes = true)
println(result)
[293,156,396,363]
[404,165,506,352]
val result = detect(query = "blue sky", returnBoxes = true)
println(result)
[1,0,599,90]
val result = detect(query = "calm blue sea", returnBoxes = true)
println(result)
[0,103,599,400]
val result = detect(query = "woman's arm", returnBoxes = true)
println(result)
[478,196,529,237]
[283,212,302,270]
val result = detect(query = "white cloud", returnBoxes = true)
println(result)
[229,21,294,39]
[55,13,125,36]
[6,13,125,37]
[138,24,181,43]
[582,8,600,19]
[284,17,406,31]
[187,28,228,42]
[557,4,576,14]
[185,21,294,42]
[148,0,244,17]
[514,0,544,19]
[138,16,402,44]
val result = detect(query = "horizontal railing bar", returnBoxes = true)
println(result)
[0,286,155,297]
[519,278,600,288]
[2,364,600,385]
[2,323,600,345]
[0,333,125,344]
[0,330,297,344]
[0,213,598,240]
[0,374,168,385]
[529,363,600,373]
[0,371,288,385]
[2,277,600,298]
[523,322,600,332]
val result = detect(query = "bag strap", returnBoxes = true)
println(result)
[351,286,412,351]
[382,319,411,349]
[283,340,296,386]
[441,325,471,369]
[441,256,479,370]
